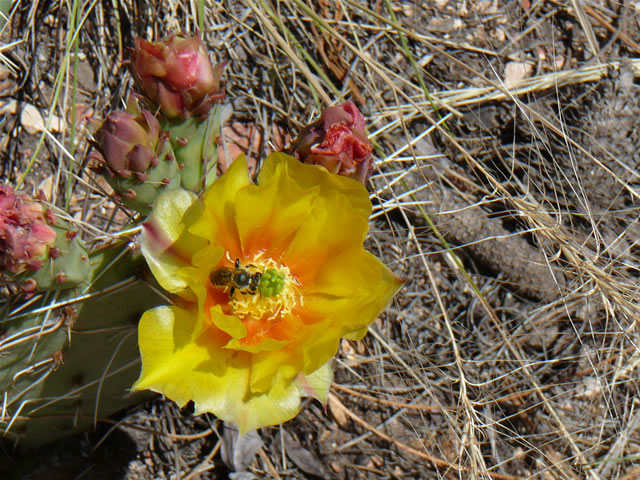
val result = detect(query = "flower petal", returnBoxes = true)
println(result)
[283,188,368,285]
[134,304,302,433]
[133,305,205,401]
[210,304,246,339]
[193,367,302,434]
[303,248,399,299]
[296,361,332,404]
[226,335,291,353]
[258,153,371,218]
[141,188,199,293]
[190,155,249,260]
[235,158,318,260]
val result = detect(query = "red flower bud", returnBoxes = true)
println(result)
[131,34,225,119]
[291,101,373,184]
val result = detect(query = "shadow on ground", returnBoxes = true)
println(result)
[1,426,138,480]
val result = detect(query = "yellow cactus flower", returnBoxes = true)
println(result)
[133,152,402,433]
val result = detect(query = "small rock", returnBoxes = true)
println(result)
[20,104,44,134]
[504,61,532,88]
[20,103,66,134]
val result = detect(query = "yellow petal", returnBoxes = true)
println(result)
[141,188,198,293]
[150,188,197,243]
[210,304,246,339]
[248,350,299,392]
[235,161,318,260]
[294,265,401,375]
[304,258,402,334]
[134,305,305,433]
[189,155,249,259]
[296,361,332,404]
[193,367,302,434]
[225,336,291,353]
[303,248,400,299]
[283,190,369,284]
[259,152,371,219]
[133,305,204,400]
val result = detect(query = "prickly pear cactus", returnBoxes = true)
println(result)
[0,31,228,449]
[129,33,225,193]
[0,241,166,447]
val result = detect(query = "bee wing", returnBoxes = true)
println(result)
[210,267,235,286]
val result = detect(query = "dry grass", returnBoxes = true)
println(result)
[2,0,640,478]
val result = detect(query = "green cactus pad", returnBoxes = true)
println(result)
[0,242,166,447]
[28,223,91,290]
[167,103,222,192]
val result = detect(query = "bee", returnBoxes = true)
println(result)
[209,258,262,296]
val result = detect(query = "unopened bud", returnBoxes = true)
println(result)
[131,34,225,119]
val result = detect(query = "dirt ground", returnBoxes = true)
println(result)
[2,1,640,479]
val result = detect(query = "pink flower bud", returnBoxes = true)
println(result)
[0,185,57,275]
[291,101,373,184]
[94,109,161,177]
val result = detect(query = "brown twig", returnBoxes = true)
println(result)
[258,446,283,480]
[583,5,640,54]
[333,383,450,412]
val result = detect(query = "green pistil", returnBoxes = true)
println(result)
[259,268,286,297]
